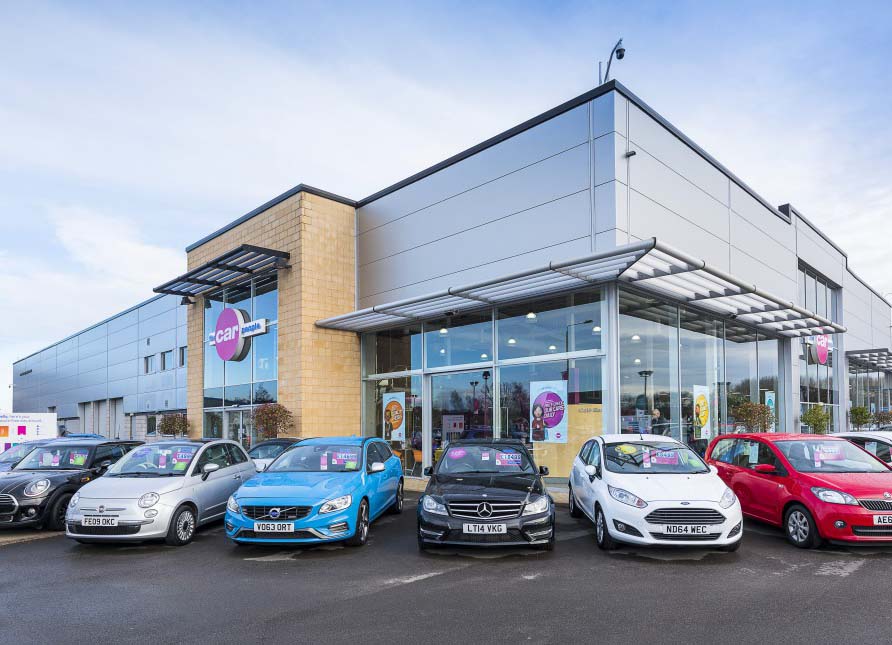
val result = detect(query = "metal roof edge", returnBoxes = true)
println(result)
[184,184,356,253]
[13,294,170,366]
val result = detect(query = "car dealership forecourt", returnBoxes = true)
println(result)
[10,79,892,543]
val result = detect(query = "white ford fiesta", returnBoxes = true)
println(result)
[569,434,743,551]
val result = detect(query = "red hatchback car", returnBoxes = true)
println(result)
[705,433,892,548]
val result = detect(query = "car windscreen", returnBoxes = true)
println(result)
[775,439,891,474]
[436,445,535,475]
[15,445,93,470]
[0,442,44,464]
[266,444,361,473]
[106,444,199,477]
[249,443,289,460]
[604,441,709,474]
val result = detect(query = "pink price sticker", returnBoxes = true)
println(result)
[174,450,193,462]
[495,452,521,466]
[330,451,358,466]
[652,450,679,465]
[159,455,168,468]
[52,454,60,466]
[447,448,467,459]
[815,444,844,462]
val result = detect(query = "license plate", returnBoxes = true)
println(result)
[253,522,294,533]
[873,515,892,525]
[82,516,118,527]
[662,524,710,535]
[462,523,507,534]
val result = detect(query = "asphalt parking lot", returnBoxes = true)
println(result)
[2,494,892,645]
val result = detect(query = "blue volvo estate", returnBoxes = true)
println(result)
[225,437,403,546]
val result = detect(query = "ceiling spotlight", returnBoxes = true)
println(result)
[631,334,641,342]
[548,345,557,351]
[592,326,602,333]
[439,348,446,354]
[526,312,537,320]
[439,328,449,335]
[507,338,517,345]
[633,358,641,364]
[480,353,488,359]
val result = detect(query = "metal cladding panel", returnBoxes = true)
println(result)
[138,295,178,320]
[77,323,108,346]
[123,395,138,414]
[796,222,844,285]
[628,190,729,271]
[358,143,590,266]
[107,343,138,367]
[730,211,797,277]
[138,372,161,394]
[107,324,138,350]
[177,325,188,348]
[628,143,729,242]
[78,367,108,388]
[627,104,729,206]
[138,309,178,339]
[138,330,177,359]
[358,237,593,309]
[77,353,107,374]
[78,337,107,359]
[729,248,797,303]
[593,134,621,187]
[107,308,140,333]
[871,298,891,346]
[176,305,188,327]
[594,182,625,236]
[58,403,78,419]
[591,92,623,139]
[176,367,188,389]
[357,104,590,234]
[359,190,591,303]
[107,360,138,382]
[730,183,795,252]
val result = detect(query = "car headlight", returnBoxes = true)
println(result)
[68,492,80,508]
[421,495,448,515]
[23,479,51,498]
[522,495,550,516]
[719,486,737,509]
[319,495,352,514]
[226,495,240,514]
[811,487,858,506]
[608,484,647,508]
[138,492,160,508]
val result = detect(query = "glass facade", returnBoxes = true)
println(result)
[362,288,607,479]
[202,274,278,447]
[797,265,839,433]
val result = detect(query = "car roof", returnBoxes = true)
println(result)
[252,438,300,445]
[299,436,366,446]
[834,431,892,440]
[712,433,844,443]
[597,433,679,443]
[447,438,529,448]
[41,438,129,447]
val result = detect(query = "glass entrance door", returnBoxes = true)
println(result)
[430,370,494,464]
[225,409,255,450]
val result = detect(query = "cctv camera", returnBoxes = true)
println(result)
[616,46,625,60]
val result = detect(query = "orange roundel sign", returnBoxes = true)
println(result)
[384,400,404,431]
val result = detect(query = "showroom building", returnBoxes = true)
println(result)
[12,80,892,478]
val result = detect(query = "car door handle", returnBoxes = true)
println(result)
[234,474,242,480]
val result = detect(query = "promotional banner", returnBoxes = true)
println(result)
[0,413,57,452]
[383,392,405,442]
[530,380,568,443]
[764,391,776,432]
[693,385,712,440]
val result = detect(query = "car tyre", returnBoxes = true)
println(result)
[346,499,369,547]
[568,486,583,518]
[46,493,72,531]
[784,504,821,548]
[595,505,616,551]
[388,479,404,515]
[165,505,197,546]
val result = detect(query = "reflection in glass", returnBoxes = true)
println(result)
[203,388,223,408]
[725,322,758,430]
[497,290,603,360]
[679,308,723,448]
[253,274,278,322]
[224,384,251,407]
[203,411,223,439]
[362,325,422,375]
[430,370,494,461]
[253,328,278,382]
[253,381,277,404]
[363,376,423,476]
[425,314,492,368]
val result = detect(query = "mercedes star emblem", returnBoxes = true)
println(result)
[477,502,493,518]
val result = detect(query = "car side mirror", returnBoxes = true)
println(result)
[539,465,549,476]
[423,466,434,477]
[95,460,112,473]
[584,464,599,481]
[753,463,777,475]
[369,462,385,474]
[201,462,221,480]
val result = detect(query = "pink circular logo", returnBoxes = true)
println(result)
[533,391,565,427]
[816,334,829,365]
[214,308,249,361]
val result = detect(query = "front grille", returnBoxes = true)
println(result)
[242,506,312,521]
[236,529,317,540]
[447,500,523,520]
[852,526,892,537]
[649,532,723,542]
[445,528,525,544]
[0,494,17,514]
[644,508,725,525]
[68,523,141,536]
[727,522,742,538]
[859,499,892,511]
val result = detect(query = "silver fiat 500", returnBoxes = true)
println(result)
[65,439,256,546]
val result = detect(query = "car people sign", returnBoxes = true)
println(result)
[208,308,268,361]
[530,380,568,443]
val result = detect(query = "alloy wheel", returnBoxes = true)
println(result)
[787,510,809,543]
[177,511,196,542]
[596,510,604,542]
[569,492,575,515]
[360,504,369,542]
[397,483,404,511]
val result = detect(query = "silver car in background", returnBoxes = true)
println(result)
[66,439,256,546]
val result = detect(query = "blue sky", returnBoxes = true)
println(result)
[2,1,891,410]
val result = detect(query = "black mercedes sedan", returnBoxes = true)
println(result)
[417,439,554,550]
[0,439,141,530]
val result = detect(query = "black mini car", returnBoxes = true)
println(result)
[417,439,555,550]
[0,439,141,530]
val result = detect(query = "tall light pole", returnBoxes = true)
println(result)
[599,38,626,85]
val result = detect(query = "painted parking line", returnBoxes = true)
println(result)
[0,531,64,547]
